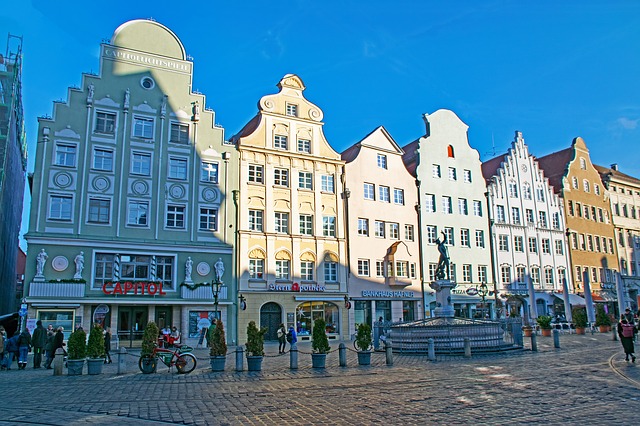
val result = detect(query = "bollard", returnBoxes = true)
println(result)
[513,323,523,347]
[117,347,127,375]
[463,338,471,358]
[612,326,618,341]
[235,346,244,372]
[427,338,436,361]
[531,332,538,352]
[53,348,64,376]
[385,339,393,366]
[553,329,560,349]
[289,343,298,370]
[338,343,346,367]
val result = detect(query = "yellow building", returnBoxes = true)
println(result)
[538,138,618,303]
[230,75,348,343]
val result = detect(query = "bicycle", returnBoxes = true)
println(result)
[138,343,197,374]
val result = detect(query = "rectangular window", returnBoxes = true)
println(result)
[427,226,437,244]
[49,195,73,220]
[322,216,336,237]
[444,227,454,246]
[555,240,564,255]
[297,139,311,153]
[357,218,369,236]
[501,266,511,285]
[462,264,472,283]
[442,196,452,214]
[377,154,387,169]
[200,162,219,183]
[275,212,289,234]
[396,261,408,278]
[473,200,482,217]
[300,214,313,236]
[528,237,538,253]
[526,209,534,225]
[127,201,148,226]
[131,152,151,176]
[120,255,150,281]
[95,111,116,134]
[286,103,298,117]
[425,194,436,212]
[298,171,313,189]
[539,211,547,227]
[460,228,470,247]
[478,266,487,284]
[166,205,185,229]
[376,260,385,277]
[199,208,218,231]
[321,175,335,193]
[170,122,189,144]
[531,268,540,286]
[301,261,314,281]
[552,212,560,229]
[363,183,375,200]
[88,198,110,223]
[514,236,524,252]
[92,148,113,171]
[475,230,485,248]
[276,260,290,280]
[515,267,526,283]
[133,116,154,139]
[393,188,404,205]
[428,263,437,281]
[499,235,509,251]
[375,221,385,238]
[55,143,76,167]
[389,223,400,240]
[94,253,114,287]
[542,238,551,254]
[496,205,506,223]
[249,210,263,231]
[249,259,264,279]
[508,182,518,198]
[448,167,457,181]
[545,269,554,286]
[432,164,441,178]
[404,224,414,241]
[575,266,582,282]
[168,157,188,180]
[274,134,288,150]
[379,186,390,202]
[249,164,264,183]
[410,263,417,279]
[274,168,290,187]
[511,207,521,225]
[536,187,545,202]
[324,262,338,282]
[463,169,472,183]
[358,259,370,276]
[458,198,468,215]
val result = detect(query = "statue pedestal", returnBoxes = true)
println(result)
[33,275,45,282]
[429,280,457,318]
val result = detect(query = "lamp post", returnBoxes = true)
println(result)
[212,278,222,319]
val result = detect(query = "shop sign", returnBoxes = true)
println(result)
[466,288,479,296]
[268,283,326,292]
[101,281,167,296]
[361,291,415,298]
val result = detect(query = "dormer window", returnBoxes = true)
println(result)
[286,103,298,117]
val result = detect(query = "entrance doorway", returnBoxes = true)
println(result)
[260,302,282,341]
[155,306,172,331]
[118,306,148,348]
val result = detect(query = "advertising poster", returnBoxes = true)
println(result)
[188,311,219,339]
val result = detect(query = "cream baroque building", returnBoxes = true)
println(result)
[231,75,348,343]
[403,109,495,318]
[341,127,423,332]
[482,131,573,317]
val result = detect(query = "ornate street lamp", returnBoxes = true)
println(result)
[212,278,222,317]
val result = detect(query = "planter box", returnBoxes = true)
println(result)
[311,353,326,368]
[87,358,104,375]
[575,327,586,335]
[210,356,226,372]
[67,359,85,376]
[357,351,371,366]
[541,329,552,337]
[246,355,263,371]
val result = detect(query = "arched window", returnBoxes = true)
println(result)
[248,248,265,279]
[447,145,455,158]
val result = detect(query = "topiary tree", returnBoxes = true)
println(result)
[208,320,227,356]
[86,325,105,359]
[245,321,267,356]
[312,318,330,354]
[595,304,612,326]
[141,321,159,356]
[355,323,372,352]
[536,315,553,330]
[572,307,588,328]
[67,328,87,360]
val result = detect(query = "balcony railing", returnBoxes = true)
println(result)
[29,281,85,298]
[180,284,228,300]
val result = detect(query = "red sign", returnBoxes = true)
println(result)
[102,281,167,296]
[291,282,300,292]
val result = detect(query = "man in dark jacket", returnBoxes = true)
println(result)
[45,327,66,369]
[17,328,32,370]
[31,320,46,369]
[4,333,19,370]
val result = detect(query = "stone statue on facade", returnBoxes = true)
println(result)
[185,257,193,283]
[434,232,450,281]
[124,88,130,110]
[214,258,224,282]
[36,249,48,278]
[73,251,84,279]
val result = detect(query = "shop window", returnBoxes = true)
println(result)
[295,301,339,339]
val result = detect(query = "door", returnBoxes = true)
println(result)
[260,302,282,341]
[118,306,148,348]
[155,307,172,331]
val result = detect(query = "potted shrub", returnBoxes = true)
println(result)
[536,315,553,337]
[86,325,105,375]
[572,307,588,334]
[245,321,267,371]
[355,323,373,366]
[311,318,330,368]
[595,304,612,332]
[67,328,87,376]
[139,321,159,374]
[208,320,227,372]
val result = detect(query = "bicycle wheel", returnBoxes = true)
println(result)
[138,355,157,374]
[175,353,196,374]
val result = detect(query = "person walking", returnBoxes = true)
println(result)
[31,320,46,369]
[623,308,634,324]
[17,328,32,370]
[277,323,287,354]
[4,332,19,370]
[46,327,65,369]
[43,326,55,369]
[618,317,638,362]
[104,327,112,364]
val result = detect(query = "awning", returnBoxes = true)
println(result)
[551,292,586,306]
[592,291,617,302]
[451,294,493,304]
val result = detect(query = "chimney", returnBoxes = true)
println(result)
[611,163,619,171]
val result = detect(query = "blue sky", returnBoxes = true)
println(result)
[3,1,640,245]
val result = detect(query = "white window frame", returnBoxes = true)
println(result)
[274,168,290,187]
[88,198,110,224]
[358,259,370,276]
[300,261,314,281]
[249,210,264,231]
[300,214,313,236]
[374,221,385,238]
[170,122,189,144]
[132,116,154,139]
[275,212,289,234]
[323,216,336,237]
[199,207,218,231]
[393,188,404,205]
[248,164,264,184]
[92,148,113,171]
[363,183,375,200]
[201,162,219,183]
[379,186,390,203]
[166,204,186,229]
[276,260,290,281]
[48,195,73,221]
[168,157,188,180]
[321,175,335,193]
[55,143,77,167]
[127,200,149,226]
[131,152,152,176]
[377,154,387,169]
[274,134,288,150]
[298,171,313,190]
[357,218,369,236]
[95,111,116,134]
[297,139,311,153]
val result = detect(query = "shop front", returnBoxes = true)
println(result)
[450,285,496,319]
[350,290,422,336]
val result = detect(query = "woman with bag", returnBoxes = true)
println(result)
[618,317,638,363]
[277,323,287,354]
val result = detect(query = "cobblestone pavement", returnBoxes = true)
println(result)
[0,332,638,425]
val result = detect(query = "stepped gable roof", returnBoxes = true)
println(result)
[536,147,573,194]
[594,164,640,187]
